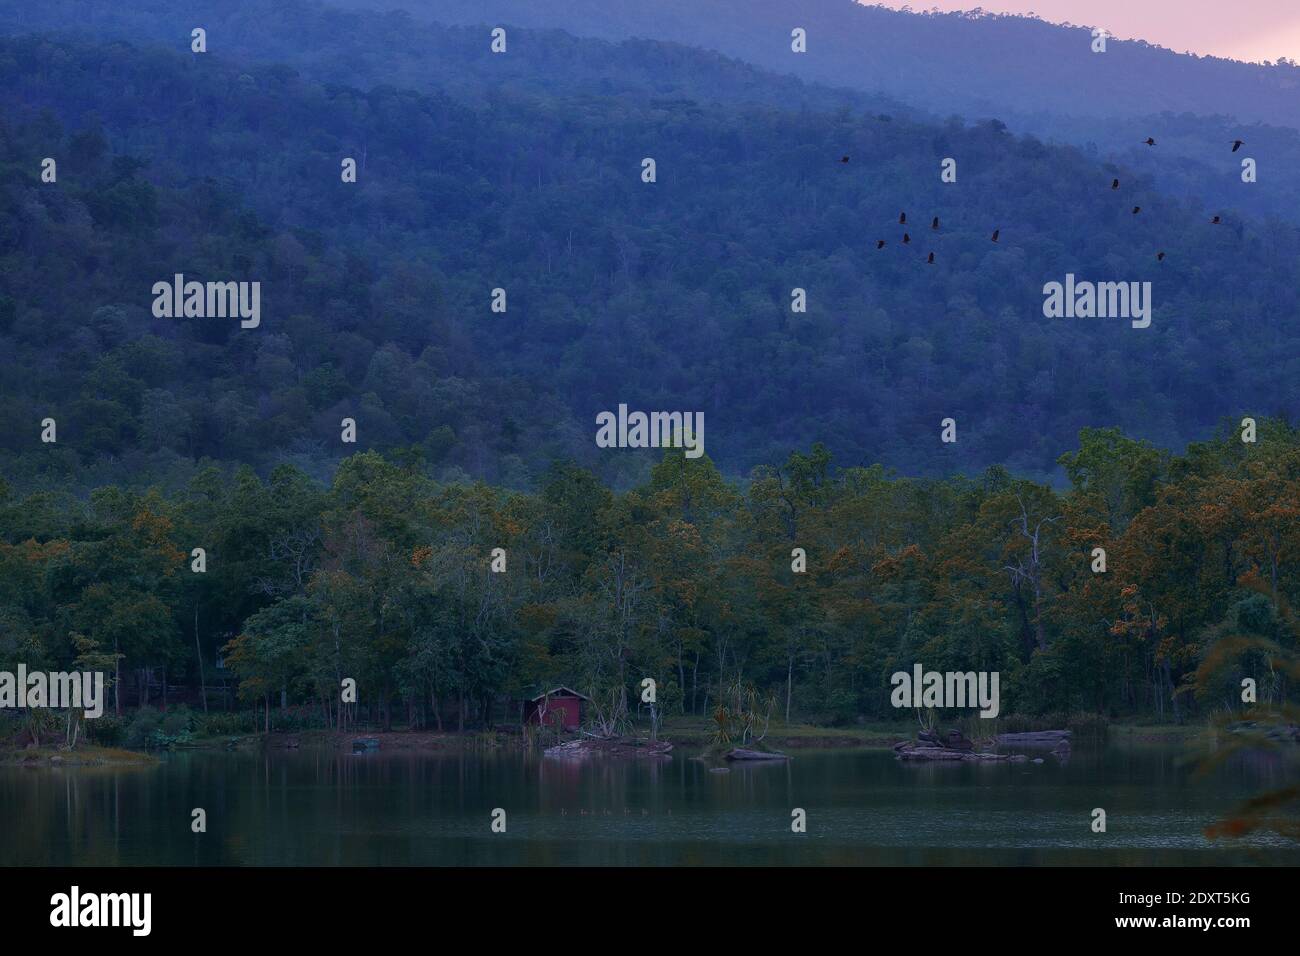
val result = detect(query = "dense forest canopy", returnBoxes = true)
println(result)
[1,30,1297,491]
[2,424,1297,729]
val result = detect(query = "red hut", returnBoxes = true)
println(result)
[522,686,589,731]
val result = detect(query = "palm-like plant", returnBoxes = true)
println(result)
[1188,579,1300,843]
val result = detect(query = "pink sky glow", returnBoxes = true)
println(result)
[869,1,1300,63]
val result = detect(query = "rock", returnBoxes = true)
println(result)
[996,730,1072,747]
[1224,722,1299,745]
[912,729,974,751]
[943,729,975,751]
[544,739,588,758]
[897,746,970,761]
[725,748,789,761]
[896,743,1010,762]
[546,737,672,758]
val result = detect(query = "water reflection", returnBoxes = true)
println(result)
[1,742,1296,866]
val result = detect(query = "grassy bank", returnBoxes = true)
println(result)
[1109,723,1211,743]
[1,745,160,767]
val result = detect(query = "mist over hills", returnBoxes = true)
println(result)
[334,0,1300,125]
[326,0,1300,223]
[5,0,1300,222]
[0,0,914,116]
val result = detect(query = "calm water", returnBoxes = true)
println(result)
[3,742,1297,866]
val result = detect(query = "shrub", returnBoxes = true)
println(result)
[1065,712,1109,739]
[267,707,329,733]
[86,714,126,746]
[125,708,162,749]
[194,711,249,737]
[160,705,193,737]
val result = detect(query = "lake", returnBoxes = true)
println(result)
[3,741,1297,866]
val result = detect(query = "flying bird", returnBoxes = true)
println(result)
[1111,178,1120,190]
[931,216,940,230]
[991,229,999,242]
[1232,140,1244,152]
[926,252,935,264]
[1144,137,1156,146]
[899,212,907,224]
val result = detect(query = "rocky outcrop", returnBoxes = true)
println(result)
[545,736,673,759]
[1227,721,1300,743]
[725,748,789,760]
[895,743,1009,762]
[994,730,1072,748]
[895,727,1070,762]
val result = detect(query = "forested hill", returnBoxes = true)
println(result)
[7,0,1300,224]
[322,0,1300,223]
[0,0,915,117]
[2,31,1298,491]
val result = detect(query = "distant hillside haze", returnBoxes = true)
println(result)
[9,0,1300,128]
[873,0,1300,65]
[330,0,1300,128]
[320,0,1300,221]
[5,0,1300,224]
[0,0,912,116]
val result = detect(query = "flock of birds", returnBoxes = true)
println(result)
[839,137,1246,265]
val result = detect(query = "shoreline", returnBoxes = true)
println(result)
[180,721,1215,753]
[1,721,1213,765]
[0,745,159,767]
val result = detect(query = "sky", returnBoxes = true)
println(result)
[871,1,1300,63]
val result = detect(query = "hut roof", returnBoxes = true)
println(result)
[528,686,591,702]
